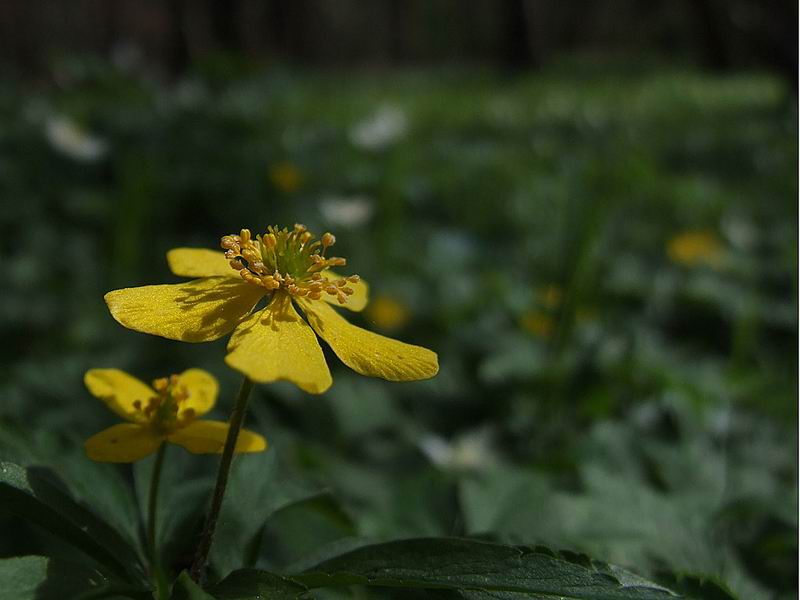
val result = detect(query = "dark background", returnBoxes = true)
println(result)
[1,0,797,79]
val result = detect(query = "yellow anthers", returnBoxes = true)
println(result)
[219,224,359,303]
[124,374,196,431]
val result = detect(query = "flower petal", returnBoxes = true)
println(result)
[322,272,369,312]
[167,248,236,279]
[84,369,154,423]
[176,369,218,417]
[167,421,267,454]
[299,298,438,382]
[84,424,163,463]
[225,294,332,394]
[105,277,265,343]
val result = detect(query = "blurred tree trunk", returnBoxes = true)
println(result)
[388,0,407,62]
[502,0,537,69]
[689,0,730,70]
[209,0,242,51]
[166,0,190,75]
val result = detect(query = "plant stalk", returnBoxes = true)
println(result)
[189,376,254,582]
[148,443,169,600]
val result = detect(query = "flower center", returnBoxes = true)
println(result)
[131,375,195,432]
[221,224,360,304]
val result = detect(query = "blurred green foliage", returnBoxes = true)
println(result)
[0,57,796,599]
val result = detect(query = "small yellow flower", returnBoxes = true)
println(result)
[269,162,303,193]
[84,368,266,463]
[538,284,563,309]
[104,225,438,394]
[519,310,555,338]
[667,230,724,267]
[366,295,411,332]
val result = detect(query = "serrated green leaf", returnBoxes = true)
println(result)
[211,569,308,599]
[436,591,576,600]
[285,538,678,598]
[0,555,151,600]
[0,461,145,583]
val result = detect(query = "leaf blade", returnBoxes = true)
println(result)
[291,538,678,599]
[0,461,145,583]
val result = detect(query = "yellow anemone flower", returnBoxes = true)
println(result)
[84,368,267,463]
[269,162,303,193]
[519,310,555,338]
[667,230,724,267]
[104,224,438,394]
[365,295,411,332]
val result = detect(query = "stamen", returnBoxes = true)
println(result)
[218,224,359,303]
[140,375,196,432]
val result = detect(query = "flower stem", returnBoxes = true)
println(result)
[190,376,254,582]
[147,443,169,600]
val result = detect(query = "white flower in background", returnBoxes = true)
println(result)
[350,104,408,150]
[319,195,374,228]
[419,427,498,471]
[721,214,758,251]
[45,116,108,162]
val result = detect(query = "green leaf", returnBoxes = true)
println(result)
[0,461,145,583]
[290,538,677,598]
[0,555,151,600]
[171,571,217,600]
[211,447,332,577]
[211,569,308,599]
[656,573,739,600]
[257,491,358,570]
[0,424,142,547]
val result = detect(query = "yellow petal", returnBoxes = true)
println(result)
[105,277,265,343]
[84,369,154,423]
[176,369,218,417]
[299,298,438,382]
[84,424,163,463]
[322,272,369,312]
[225,293,332,394]
[167,248,237,279]
[167,420,267,454]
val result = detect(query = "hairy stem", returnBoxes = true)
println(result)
[189,376,254,582]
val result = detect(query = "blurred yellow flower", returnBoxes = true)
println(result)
[104,225,438,394]
[366,295,411,331]
[269,162,303,193]
[520,310,555,338]
[538,284,563,309]
[84,368,266,463]
[667,230,724,267]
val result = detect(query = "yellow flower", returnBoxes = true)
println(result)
[83,368,266,463]
[667,230,724,267]
[365,295,411,332]
[104,224,438,394]
[519,310,555,338]
[269,162,303,193]
[538,284,563,309]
